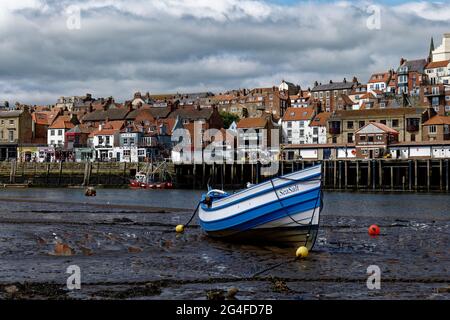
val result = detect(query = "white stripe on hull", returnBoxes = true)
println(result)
[209,165,321,207]
[199,179,320,222]
[253,207,320,229]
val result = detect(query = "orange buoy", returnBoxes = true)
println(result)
[368,224,380,236]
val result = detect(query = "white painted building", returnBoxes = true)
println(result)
[91,126,120,161]
[425,60,450,85]
[432,33,450,62]
[47,116,75,147]
[281,107,316,145]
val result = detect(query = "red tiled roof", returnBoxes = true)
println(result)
[425,60,450,69]
[282,107,315,121]
[423,115,450,125]
[48,116,74,129]
[368,72,391,84]
[357,122,399,134]
[237,117,268,129]
[310,112,331,127]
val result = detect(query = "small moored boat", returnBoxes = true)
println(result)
[198,164,323,249]
[130,172,173,189]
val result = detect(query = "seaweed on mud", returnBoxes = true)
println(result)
[0,282,70,300]
[93,283,162,299]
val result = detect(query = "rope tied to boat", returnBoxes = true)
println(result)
[175,201,202,233]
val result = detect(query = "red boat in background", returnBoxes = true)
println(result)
[130,172,173,189]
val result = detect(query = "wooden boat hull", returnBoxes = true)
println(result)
[206,225,319,249]
[199,165,322,249]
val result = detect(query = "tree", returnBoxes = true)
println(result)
[219,111,240,129]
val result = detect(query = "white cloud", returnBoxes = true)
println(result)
[0,0,449,104]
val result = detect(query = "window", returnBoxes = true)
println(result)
[51,130,55,136]
[50,140,55,145]
[58,129,63,136]
[287,130,292,138]
[9,120,14,125]
[123,150,131,156]
[8,131,14,142]
[123,138,128,145]
[332,136,337,144]
[98,136,104,144]
[287,121,292,128]
[299,129,304,136]
[380,120,386,125]
[429,125,437,134]
[347,133,353,143]
[376,135,383,141]
[392,119,399,127]
[129,138,135,145]
[299,121,304,127]
[313,128,319,135]
[347,121,354,129]
[313,137,319,144]
[359,121,365,128]
[368,135,374,142]
[105,136,111,145]
[360,135,366,142]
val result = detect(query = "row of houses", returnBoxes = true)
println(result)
[1,33,450,163]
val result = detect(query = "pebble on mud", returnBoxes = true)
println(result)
[79,246,94,256]
[5,285,18,295]
[272,280,291,293]
[54,243,74,256]
[436,286,450,294]
[128,246,143,253]
[226,287,239,300]
[206,290,225,300]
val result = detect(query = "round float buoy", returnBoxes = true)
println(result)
[368,224,380,236]
[175,225,185,233]
[296,246,309,258]
[85,187,96,197]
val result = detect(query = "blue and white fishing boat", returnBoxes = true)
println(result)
[198,164,323,249]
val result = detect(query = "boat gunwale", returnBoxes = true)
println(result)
[210,164,321,205]
[199,186,321,229]
[200,171,321,212]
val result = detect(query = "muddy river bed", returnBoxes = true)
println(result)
[0,189,448,300]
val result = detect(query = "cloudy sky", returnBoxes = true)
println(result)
[0,0,449,105]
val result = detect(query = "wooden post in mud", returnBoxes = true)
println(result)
[202,163,206,188]
[344,161,348,189]
[446,159,449,192]
[414,160,418,190]
[367,160,372,188]
[390,165,394,190]
[338,161,342,189]
[427,160,431,191]
[46,163,51,185]
[372,160,376,190]
[9,161,16,184]
[281,161,284,176]
[323,161,327,187]
[356,160,360,190]
[58,161,63,186]
[333,160,337,188]
[193,164,196,189]
[408,160,412,191]
[379,160,383,190]
[440,160,443,191]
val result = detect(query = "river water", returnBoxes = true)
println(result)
[0,188,448,300]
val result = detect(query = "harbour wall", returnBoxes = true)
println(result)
[0,160,449,192]
[174,159,450,192]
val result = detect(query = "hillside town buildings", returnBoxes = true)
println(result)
[1,33,450,163]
